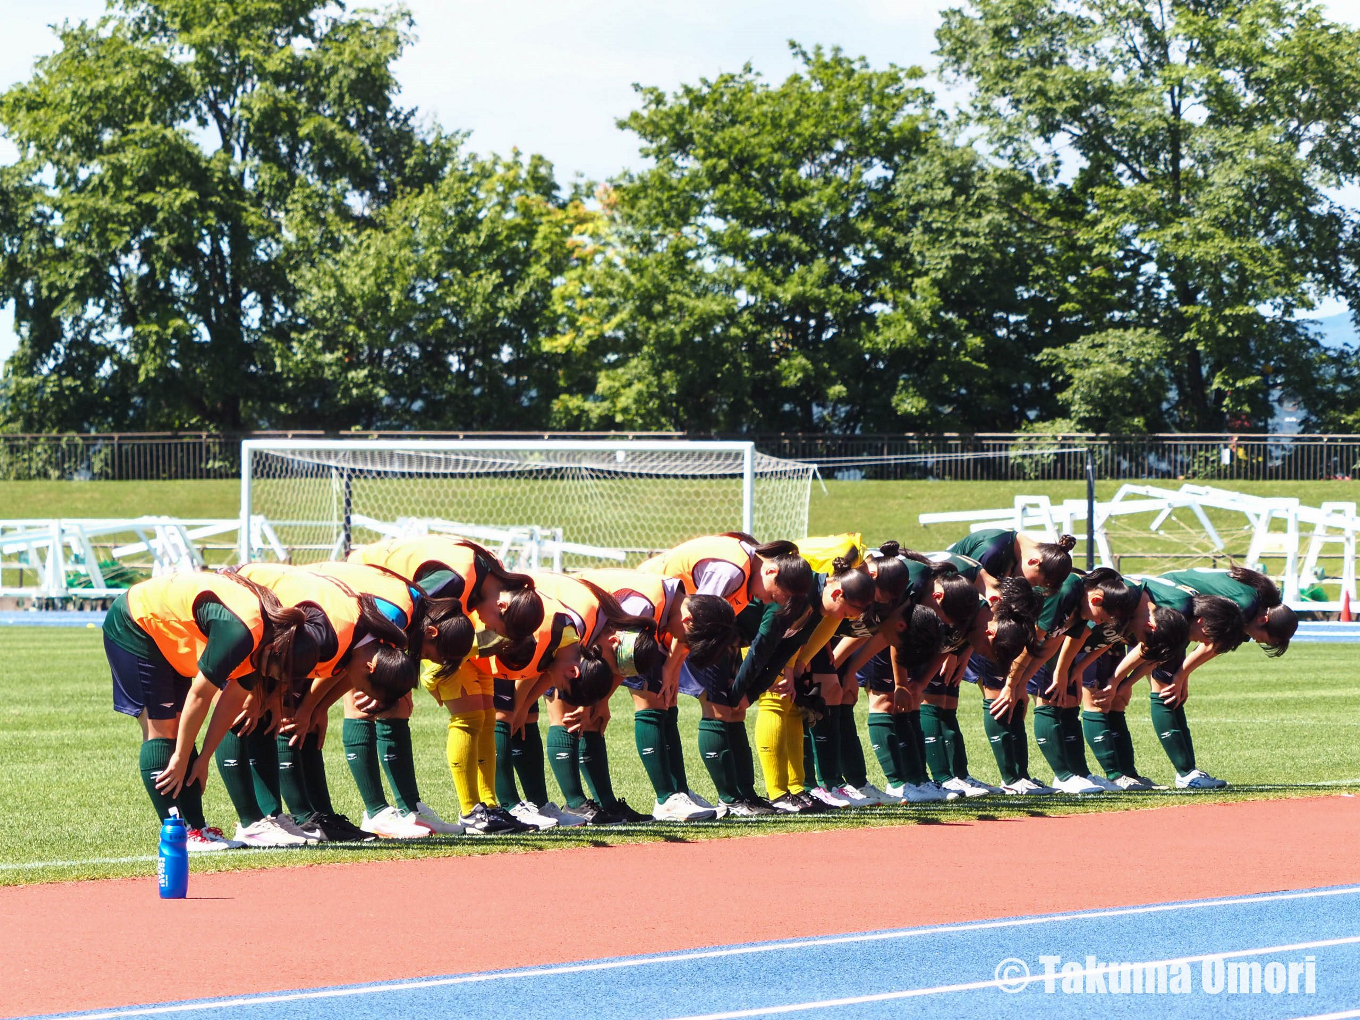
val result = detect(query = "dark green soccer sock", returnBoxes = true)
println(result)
[802,729,816,789]
[726,721,759,801]
[665,706,690,792]
[578,731,619,809]
[634,709,675,801]
[1149,695,1196,774]
[811,711,843,789]
[919,703,954,782]
[895,712,927,785]
[177,747,208,830]
[547,725,587,809]
[1107,711,1138,777]
[943,708,969,779]
[1060,706,1091,778]
[138,738,178,822]
[342,718,390,815]
[494,720,521,806]
[275,734,315,821]
[376,719,420,814]
[247,722,282,816]
[512,719,551,806]
[214,729,265,825]
[1033,705,1072,781]
[982,699,1020,784]
[1009,705,1031,779]
[697,718,739,804]
[300,731,334,815]
[868,712,902,786]
[1082,710,1123,779]
[837,705,868,788]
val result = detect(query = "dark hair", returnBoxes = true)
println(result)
[1227,565,1282,609]
[629,628,665,675]
[1191,594,1246,653]
[989,612,1038,674]
[1258,604,1297,657]
[922,559,983,631]
[896,603,942,670]
[359,562,475,673]
[458,539,544,640]
[1033,535,1077,587]
[557,646,614,707]
[724,535,813,618]
[681,593,739,670]
[992,576,1042,626]
[866,542,911,602]
[1082,567,1140,623]
[829,556,876,607]
[576,577,659,635]
[219,569,307,684]
[496,633,538,672]
[1140,606,1191,664]
[363,642,420,711]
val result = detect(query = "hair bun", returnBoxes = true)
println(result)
[1058,534,1077,551]
[831,556,852,574]
[879,540,900,558]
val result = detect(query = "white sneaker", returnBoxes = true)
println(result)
[198,825,245,848]
[834,783,870,804]
[809,786,849,808]
[1014,777,1057,795]
[508,801,559,830]
[536,802,587,828]
[852,782,900,806]
[1113,775,1147,791]
[1176,769,1227,789]
[652,792,717,821]
[921,779,961,802]
[361,805,430,839]
[415,801,464,834]
[942,776,989,798]
[902,782,941,803]
[185,828,236,852]
[234,817,308,847]
[270,813,321,843]
[1051,774,1104,794]
[684,790,716,809]
[1086,774,1123,792]
[962,775,1002,795]
[715,799,762,818]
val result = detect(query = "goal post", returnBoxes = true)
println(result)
[238,439,815,566]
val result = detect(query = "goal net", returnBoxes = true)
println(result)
[239,440,816,567]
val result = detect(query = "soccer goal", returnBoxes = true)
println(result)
[238,439,816,567]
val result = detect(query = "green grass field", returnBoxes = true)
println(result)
[3,626,1357,886]
[3,477,1358,887]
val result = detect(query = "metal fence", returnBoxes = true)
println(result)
[3,431,1360,482]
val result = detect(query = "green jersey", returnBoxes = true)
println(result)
[947,529,1017,578]
[927,551,984,583]
[1036,571,1085,637]
[1158,569,1260,618]
[1128,575,1194,618]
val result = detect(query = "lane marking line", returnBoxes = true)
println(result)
[38,885,1360,1019]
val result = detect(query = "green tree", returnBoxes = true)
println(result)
[937,0,1360,430]
[0,0,446,431]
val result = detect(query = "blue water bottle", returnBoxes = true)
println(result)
[158,808,188,899]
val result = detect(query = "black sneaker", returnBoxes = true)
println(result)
[460,802,524,835]
[578,799,628,825]
[742,796,778,815]
[295,817,329,842]
[312,812,379,841]
[792,791,830,814]
[613,798,652,823]
[486,804,534,833]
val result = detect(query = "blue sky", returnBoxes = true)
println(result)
[1,0,1357,367]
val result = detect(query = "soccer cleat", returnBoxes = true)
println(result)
[652,792,717,821]
[294,817,329,842]
[833,783,871,805]
[270,813,321,843]
[1175,769,1226,789]
[611,798,654,823]
[576,799,627,825]
[535,802,588,828]
[1085,774,1124,792]
[509,801,560,830]
[414,801,465,835]
[809,786,849,808]
[185,828,235,852]
[309,813,376,842]
[361,806,430,839]
[1128,774,1162,790]
[459,803,526,835]
[1051,774,1104,794]
[233,817,308,847]
[942,776,988,798]
[1112,775,1148,791]
[851,782,900,806]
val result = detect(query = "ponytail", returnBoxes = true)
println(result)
[1227,566,1282,610]
[1082,567,1139,623]
[458,539,545,640]
[362,643,420,712]
[219,568,306,683]
[1259,604,1297,657]
[829,557,876,606]
[1033,535,1076,587]
[742,537,812,620]
[1192,594,1246,653]
[896,604,943,670]
[866,542,911,602]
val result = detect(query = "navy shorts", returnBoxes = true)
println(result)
[1026,664,1078,699]
[106,636,188,720]
[963,652,1003,690]
[807,645,835,675]
[923,658,961,698]
[493,678,540,716]
[856,648,893,693]
[622,658,664,695]
[678,653,740,708]
[1081,650,1119,690]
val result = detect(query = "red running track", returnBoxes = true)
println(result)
[3,796,1358,1018]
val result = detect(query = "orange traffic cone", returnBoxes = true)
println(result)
[1343,590,1352,623]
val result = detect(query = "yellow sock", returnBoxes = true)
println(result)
[783,698,807,794]
[445,714,479,815]
[476,708,498,806]
[755,692,788,799]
